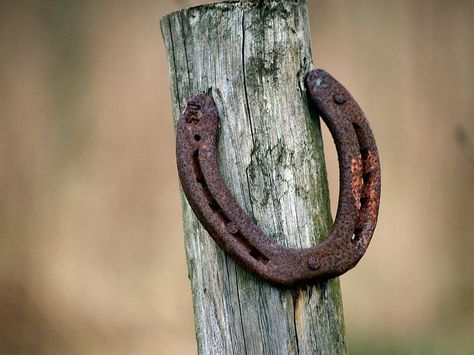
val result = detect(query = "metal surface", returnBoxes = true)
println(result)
[176,69,381,287]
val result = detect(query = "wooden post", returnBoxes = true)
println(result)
[161,1,346,354]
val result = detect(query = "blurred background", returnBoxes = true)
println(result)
[0,0,472,354]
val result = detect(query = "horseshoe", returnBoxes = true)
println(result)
[176,69,381,287]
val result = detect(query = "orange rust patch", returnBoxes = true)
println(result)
[351,154,363,208]
[363,150,378,173]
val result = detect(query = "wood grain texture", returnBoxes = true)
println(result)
[161,1,346,354]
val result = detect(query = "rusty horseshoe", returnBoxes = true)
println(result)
[176,69,381,287]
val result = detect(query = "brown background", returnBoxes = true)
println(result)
[1,0,473,354]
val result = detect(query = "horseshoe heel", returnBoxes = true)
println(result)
[176,69,381,287]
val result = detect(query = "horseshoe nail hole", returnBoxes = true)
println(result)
[194,134,201,141]
[360,148,369,160]
[196,176,205,185]
[362,172,373,189]
[209,201,220,213]
[249,249,259,258]
[352,228,363,241]
[249,249,269,264]
[229,228,268,265]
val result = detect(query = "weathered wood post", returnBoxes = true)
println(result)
[161,1,346,353]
